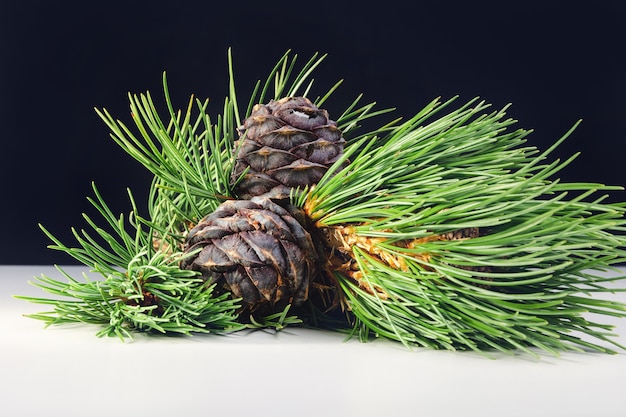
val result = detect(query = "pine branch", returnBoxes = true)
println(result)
[18,50,626,355]
[303,97,626,354]
[17,184,243,340]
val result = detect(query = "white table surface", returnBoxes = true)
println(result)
[2,265,626,417]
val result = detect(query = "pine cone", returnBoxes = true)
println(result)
[180,197,318,314]
[231,96,345,199]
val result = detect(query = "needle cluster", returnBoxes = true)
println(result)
[301,98,626,354]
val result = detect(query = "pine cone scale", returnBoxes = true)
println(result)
[239,230,287,271]
[243,208,296,241]
[258,126,317,149]
[212,233,265,267]
[241,114,285,137]
[280,240,310,305]
[245,265,279,302]
[234,174,282,198]
[223,267,270,304]
[269,160,327,186]
[289,139,344,164]
[193,243,236,271]
[245,147,299,171]
[274,107,328,130]
[312,125,342,141]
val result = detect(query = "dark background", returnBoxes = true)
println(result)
[1,1,625,265]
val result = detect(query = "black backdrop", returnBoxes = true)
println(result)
[1,1,625,265]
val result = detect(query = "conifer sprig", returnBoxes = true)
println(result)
[16,184,243,340]
[17,51,626,355]
[301,97,626,354]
